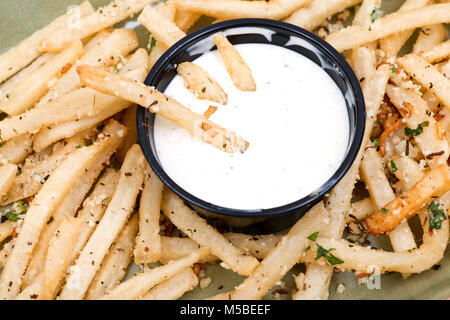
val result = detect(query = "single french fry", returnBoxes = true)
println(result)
[286,0,362,31]
[0,240,15,269]
[32,48,150,152]
[379,0,430,58]
[141,268,198,300]
[296,65,391,300]
[391,156,425,190]
[59,144,145,300]
[162,190,259,276]
[0,221,17,244]
[0,40,84,116]
[159,236,217,264]
[39,0,157,53]
[22,121,126,288]
[0,134,33,165]
[0,53,54,102]
[229,202,329,300]
[115,106,138,163]
[413,24,447,55]
[134,164,164,264]
[138,5,186,48]
[0,1,93,84]
[77,65,249,153]
[155,1,177,21]
[82,29,113,52]
[40,217,82,300]
[38,28,139,105]
[347,197,376,223]
[15,273,44,300]
[421,39,450,63]
[365,164,450,235]
[174,9,201,32]
[213,34,256,92]
[397,54,450,109]
[85,214,139,300]
[386,85,449,168]
[0,164,18,197]
[177,62,228,105]
[173,0,313,19]
[99,247,209,300]
[0,124,124,299]
[326,3,450,52]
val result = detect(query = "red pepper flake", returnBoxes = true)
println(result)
[201,122,213,132]
[165,223,175,237]
[193,263,206,276]
[272,289,288,295]
[203,106,218,119]
[61,63,73,75]
[11,228,18,238]
[355,272,373,279]
[434,113,445,122]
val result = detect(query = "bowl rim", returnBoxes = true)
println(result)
[137,18,366,218]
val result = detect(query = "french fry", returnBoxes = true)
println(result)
[0,240,14,269]
[223,233,281,260]
[292,264,331,300]
[386,85,449,168]
[38,28,139,105]
[39,0,157,53]
[213,34,256,92]
[391,156,425,190]
[141,268,198,300]
[0,53,54,102]
[32,48,150,152]
[85,214,139,300]
[229,202,329,300]
[40,217,82,300]
[413,24,447,55]
[174,0,312,19]
[149,40,167,66]
[379,0,430,58]
[174,9,201,32]
[82,29,113,52]
[0,134,33,165]
[59,144,145,300]
[397,54,450,109]
[365,164,450,235]
[77,65,249,153]
[159,236,217,264]
[0,123,125,299]
[15,273,44,300]
[0,221,17,244]
[326,3,450,52]
[421,39,450,63]
[134,164,164,264]
[177,62,228,105]
[162,190,259,276]
[0,164,18,197]
[22,121,126,287]
[155,1,177,21]
[138,5,186,48]
[0,1,93,84]
[99,247,209,300]
[0,40,84,116]
[115,106,138,163]
[286,0,362,31]
[347,197,376,223]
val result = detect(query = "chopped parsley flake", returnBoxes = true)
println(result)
[370,7,381,22]
[371,137,379,149]
[391,67,397,73]
[428,201,446,230]
[315,244,343,265]
[111,65,119,73]
[148,37,157,54]
[5,211,20,221]
[390,161,398,172]
[307,231,319,241]
[405,121,429,136]
[84,139,93,147]
[381,208,389,214]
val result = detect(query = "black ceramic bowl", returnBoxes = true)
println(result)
[137,19,365,233]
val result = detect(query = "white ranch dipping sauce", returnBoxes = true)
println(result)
[154,43,349,210]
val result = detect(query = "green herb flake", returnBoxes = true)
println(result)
[315,244,343,265]
[75,145,81,149]
[5,211,20,221]
[148,37,157,54]
[307,231,319,241]
[111,65,119,73]
[370,7,381,22]
[404,121,429,136]
[5,94,10,99]
[428,201,446,230]
[17,200,27,214]
[324,252,344,265]
[305,245,311,252]
[371,137,379,149]
[84,139,93,147]
[391,67,397,73]
[381,208,389,214]
[390,161,398,172]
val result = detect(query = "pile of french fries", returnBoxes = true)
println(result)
[0,0,449,300]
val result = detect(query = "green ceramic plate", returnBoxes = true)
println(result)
[0,0,449,300]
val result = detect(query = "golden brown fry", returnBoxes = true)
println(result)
[77,65,249,153]
[213,34,256,92]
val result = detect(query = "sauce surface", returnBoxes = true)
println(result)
[154,43,349,210]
